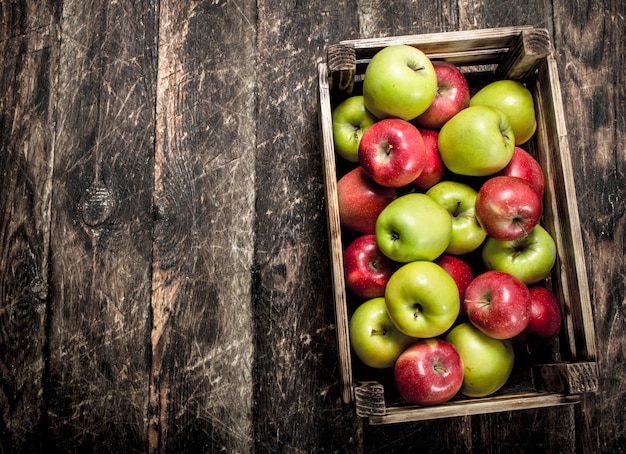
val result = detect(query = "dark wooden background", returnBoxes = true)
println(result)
[1,0,623,452]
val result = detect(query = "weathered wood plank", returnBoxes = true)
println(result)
[0,2,59,451]
[151,1,257,452]
[458,0,554,33]
[253,1,363,452]
[365,402,578,453]
[355,0,459,39]
[45,0,157,450]
[551,0,626,453]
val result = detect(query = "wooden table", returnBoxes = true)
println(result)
[1,1,623,452]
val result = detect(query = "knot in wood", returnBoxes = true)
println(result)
[80,182,115,227]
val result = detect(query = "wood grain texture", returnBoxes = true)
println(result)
[45,0,157,450]
[151,1,257,452]
[356,0,459,39]
[253,1,362,452]
[458,0,554,32]
[0,2,59,451]
[0,0,623,452]
[552,0,626,452]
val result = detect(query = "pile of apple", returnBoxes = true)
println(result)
[332,45,563,406]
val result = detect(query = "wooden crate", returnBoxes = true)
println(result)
[317,26,598,425]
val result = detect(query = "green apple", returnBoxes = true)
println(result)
[438,105,515,176]
[426,180,487,255]
[470,80,537,145]
[481,224,557,284]
[363,45,438,121]
[385,261,460,338]
[375,193,452,263]
[332,95,378,162]
[445,322,515,397]
[349,297,416,368]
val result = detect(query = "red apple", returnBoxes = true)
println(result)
[414,61,470,130]
[358,118,426,187]
[519,286,562,343]
[475,175,543,241]
[344,234,397,299]
[394,338,464,406]
[337,166,397,233]
[411,128,446,190]
[464,270,530,340]
[435,254,474,308]
[497,147,545,198]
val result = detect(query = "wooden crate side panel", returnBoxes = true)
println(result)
[340,26,534,57]
[318,63,353,405]
[532,362,599,394]
[354,382,386,417]
[347,28,552,87]
[368,392,580,425]
[341,27,535,80]
[533,57,597,363]
[495,28,551,79]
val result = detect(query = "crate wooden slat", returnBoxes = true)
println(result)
[317,26,598,424]
[367,392,581,425]
[318,62,354,404]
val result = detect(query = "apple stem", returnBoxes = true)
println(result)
[510,236,531,258]
[453,201,462,217]
[465,298,491,308]
[408,62,426,72]
[512,217,529,237]
[370,328,387,336]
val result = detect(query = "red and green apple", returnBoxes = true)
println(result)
[384,260,460,338]
[344,234,397,299]
[463,270,530,340]
[445,322,515,397]
[358,118,426,187]
[337,166,397,233]
[375,193,452,263]
[394,339,464,405]
[475,175,543,241]
[349,297,416,369]
[427,180,487,255]
[411,128,446,191]
[414,60,470,130]
[481,224,557,284]
[332,95,378,162]
[363,45,438,120]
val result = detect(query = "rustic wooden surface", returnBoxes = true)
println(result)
[0,0,623,453]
